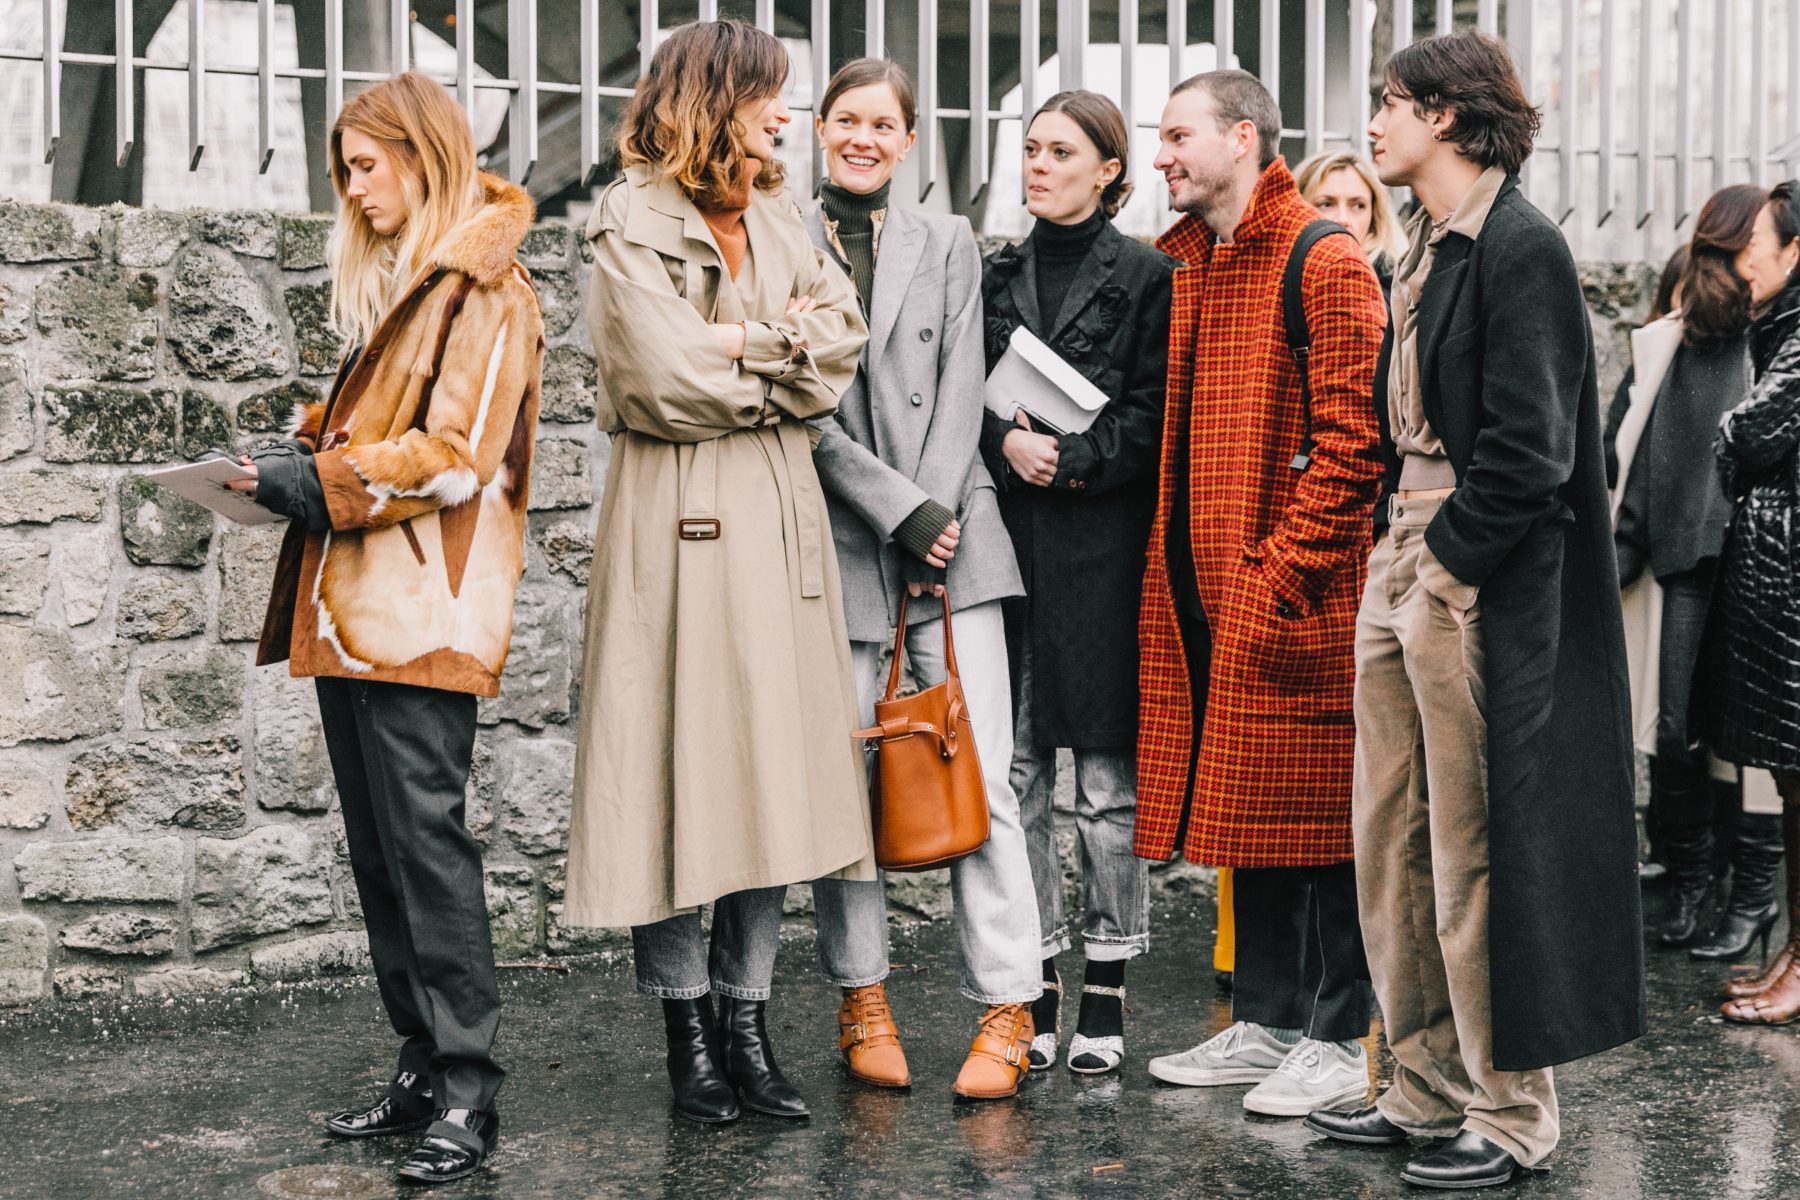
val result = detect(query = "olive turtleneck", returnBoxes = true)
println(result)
[819,178,890,308]
[1032,205,1107,327]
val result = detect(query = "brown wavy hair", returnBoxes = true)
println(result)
[1680,184,1765,349]
[1384,31,1541,175]
[617,20,789,208]
[1030,90,1134,218]
[821,58,917,131]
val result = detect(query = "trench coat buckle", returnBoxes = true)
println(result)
[677,518,721,541]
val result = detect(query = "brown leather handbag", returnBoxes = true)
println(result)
[850,591,990,871]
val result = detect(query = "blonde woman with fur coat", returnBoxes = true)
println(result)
[236,72,543,1186]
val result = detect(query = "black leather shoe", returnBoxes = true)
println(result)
[395,1108,498,1185]
[1401,1130,1522,1190]
[663,996,739,1124]
[324,1072,434,1138]
[1304,1105,1412,1146]
[719,996,810,1119]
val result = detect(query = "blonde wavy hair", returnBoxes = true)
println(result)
[326,72,483,345]
[617,20,789,209]
[1293,150,1406,266]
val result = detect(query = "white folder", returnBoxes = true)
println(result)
[144,458,285,526]
[983,325,1110,436]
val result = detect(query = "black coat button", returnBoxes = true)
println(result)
[920,329,934,342]
[910,393,923,406]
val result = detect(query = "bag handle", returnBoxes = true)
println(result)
[881,588,960,703]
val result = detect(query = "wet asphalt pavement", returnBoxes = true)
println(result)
[1,885,1796,1200]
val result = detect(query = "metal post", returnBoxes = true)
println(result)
[1393,0,1411,54]
[1304,0,1323,155]
[456,0,475,131]
[392,0,410,72]
[700,0,718,19]
[1213,0,1233,67]
[40,0,58,164]
[1751,0,1768,183]
[581,0,600,185]
[1677,0,1695,225]
[756,0,775,31]
[1789,0,1799,176]
[867,0,884,57]
[1636,0,1656,228]
[1436,0,1452,35]
[1122,0,1138,146]
[1059,0,1088,92]
[1558,0,1577,221]
[970,0,991,199]
[1477,0,1498,34]
[325,0,343,128]
[1713,0,1730,192]
[117,0,134,168]
[1259,0,1277,100]
[641,0,658,78]
[1350,0,1370,156]
[1508,0,1533,197]
[257,0,274,171]
[188,0,205,169]
[812,0,830,187]
[509,0,539,184]
[1597,0,1616,225]
[919,0,939,200]
[1167,0,1185,211]
[1021,0,1038,134]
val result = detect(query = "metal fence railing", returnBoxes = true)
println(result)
[2,1,1798,259]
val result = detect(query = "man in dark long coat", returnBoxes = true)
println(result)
[1137,70,1387,1117]
[1302,32,1644,1192]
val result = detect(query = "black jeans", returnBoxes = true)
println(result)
[315,677,503,1120]
[1230,863,1371,1044]
[1653,565,1729,844]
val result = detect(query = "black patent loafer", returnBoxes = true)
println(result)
[1401,1130,1523,1190]
[396,1108,499,1185]
[324,1072,434,1139]
[1304,1105,1413,1146]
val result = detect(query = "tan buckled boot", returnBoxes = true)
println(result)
[952,1004,1035,1099]
[838,983,911,1088]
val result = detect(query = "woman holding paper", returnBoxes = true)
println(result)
[233,72,543,1185]
[563,20,875,1124]
[978,90,1176,1075]
[800,57,1044,1101]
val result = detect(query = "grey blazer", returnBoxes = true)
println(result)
[804,202,1023,644]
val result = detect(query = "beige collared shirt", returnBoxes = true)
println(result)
[1386,165,1507,607]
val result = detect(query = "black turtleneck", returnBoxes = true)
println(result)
[1032,205,1107,328]
[819,179,890,308]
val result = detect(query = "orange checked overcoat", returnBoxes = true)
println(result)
[1134,159,1386,868]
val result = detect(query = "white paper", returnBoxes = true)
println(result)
[983,325,1111,435]
[144,458,285,526]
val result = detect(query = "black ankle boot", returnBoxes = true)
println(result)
[1692,811,1784,961]
[719,996,809,1119]
[662,996,739,1124]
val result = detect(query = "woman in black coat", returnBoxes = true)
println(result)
[1609,186,1774,959]
[978,90,1174,1074]
[1707,180,1800,1024]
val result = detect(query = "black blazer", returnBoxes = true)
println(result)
[977,221,1176,748]
[1411,174,1644,1071]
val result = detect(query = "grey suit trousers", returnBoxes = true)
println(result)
[316,677,504,1116]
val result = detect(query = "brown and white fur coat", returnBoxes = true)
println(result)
[257,173,546,697]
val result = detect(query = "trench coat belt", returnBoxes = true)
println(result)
[676,422,826,600]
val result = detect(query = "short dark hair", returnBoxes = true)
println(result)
[1650,244,1690,324]
[1029,90,1135,217]
[820,57,918,133]
[1172,69,1282,170]
[1770,180,1800,248]
[1384,31,1541,174]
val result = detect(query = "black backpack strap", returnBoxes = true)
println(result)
[1283,218,1354,471]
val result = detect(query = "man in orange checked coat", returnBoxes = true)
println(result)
[1137,69,1387,1118]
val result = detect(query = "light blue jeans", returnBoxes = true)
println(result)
[812,601,1044,1005]
[631,885,787,1001]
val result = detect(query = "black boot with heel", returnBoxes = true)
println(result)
[662,996,739,1124]
[719,996,809,1119]
[1692,809,1783,961]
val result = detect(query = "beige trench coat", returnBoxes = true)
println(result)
[563,167,877,928]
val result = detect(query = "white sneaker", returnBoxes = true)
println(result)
[1146,1021,1294,1087]
[1242,1038,1370,1117]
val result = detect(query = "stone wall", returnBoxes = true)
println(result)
[0,197,1656,1007]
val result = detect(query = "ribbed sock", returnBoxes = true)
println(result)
[1075,959,1126,1039]
[1261,1024,1303,1045]
[1031,956,1060,1035]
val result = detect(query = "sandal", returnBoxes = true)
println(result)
[1067,984,1125,1075]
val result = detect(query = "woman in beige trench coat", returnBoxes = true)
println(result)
[563,20,874,1126]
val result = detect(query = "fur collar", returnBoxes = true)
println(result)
[435,173,535,286]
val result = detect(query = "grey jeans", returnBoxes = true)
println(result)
[631,885,787,1001]
[1011,642,1151,962]
[812,601,1044,1005]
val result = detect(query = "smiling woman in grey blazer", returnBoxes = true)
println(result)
[804,58,1044,1102]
